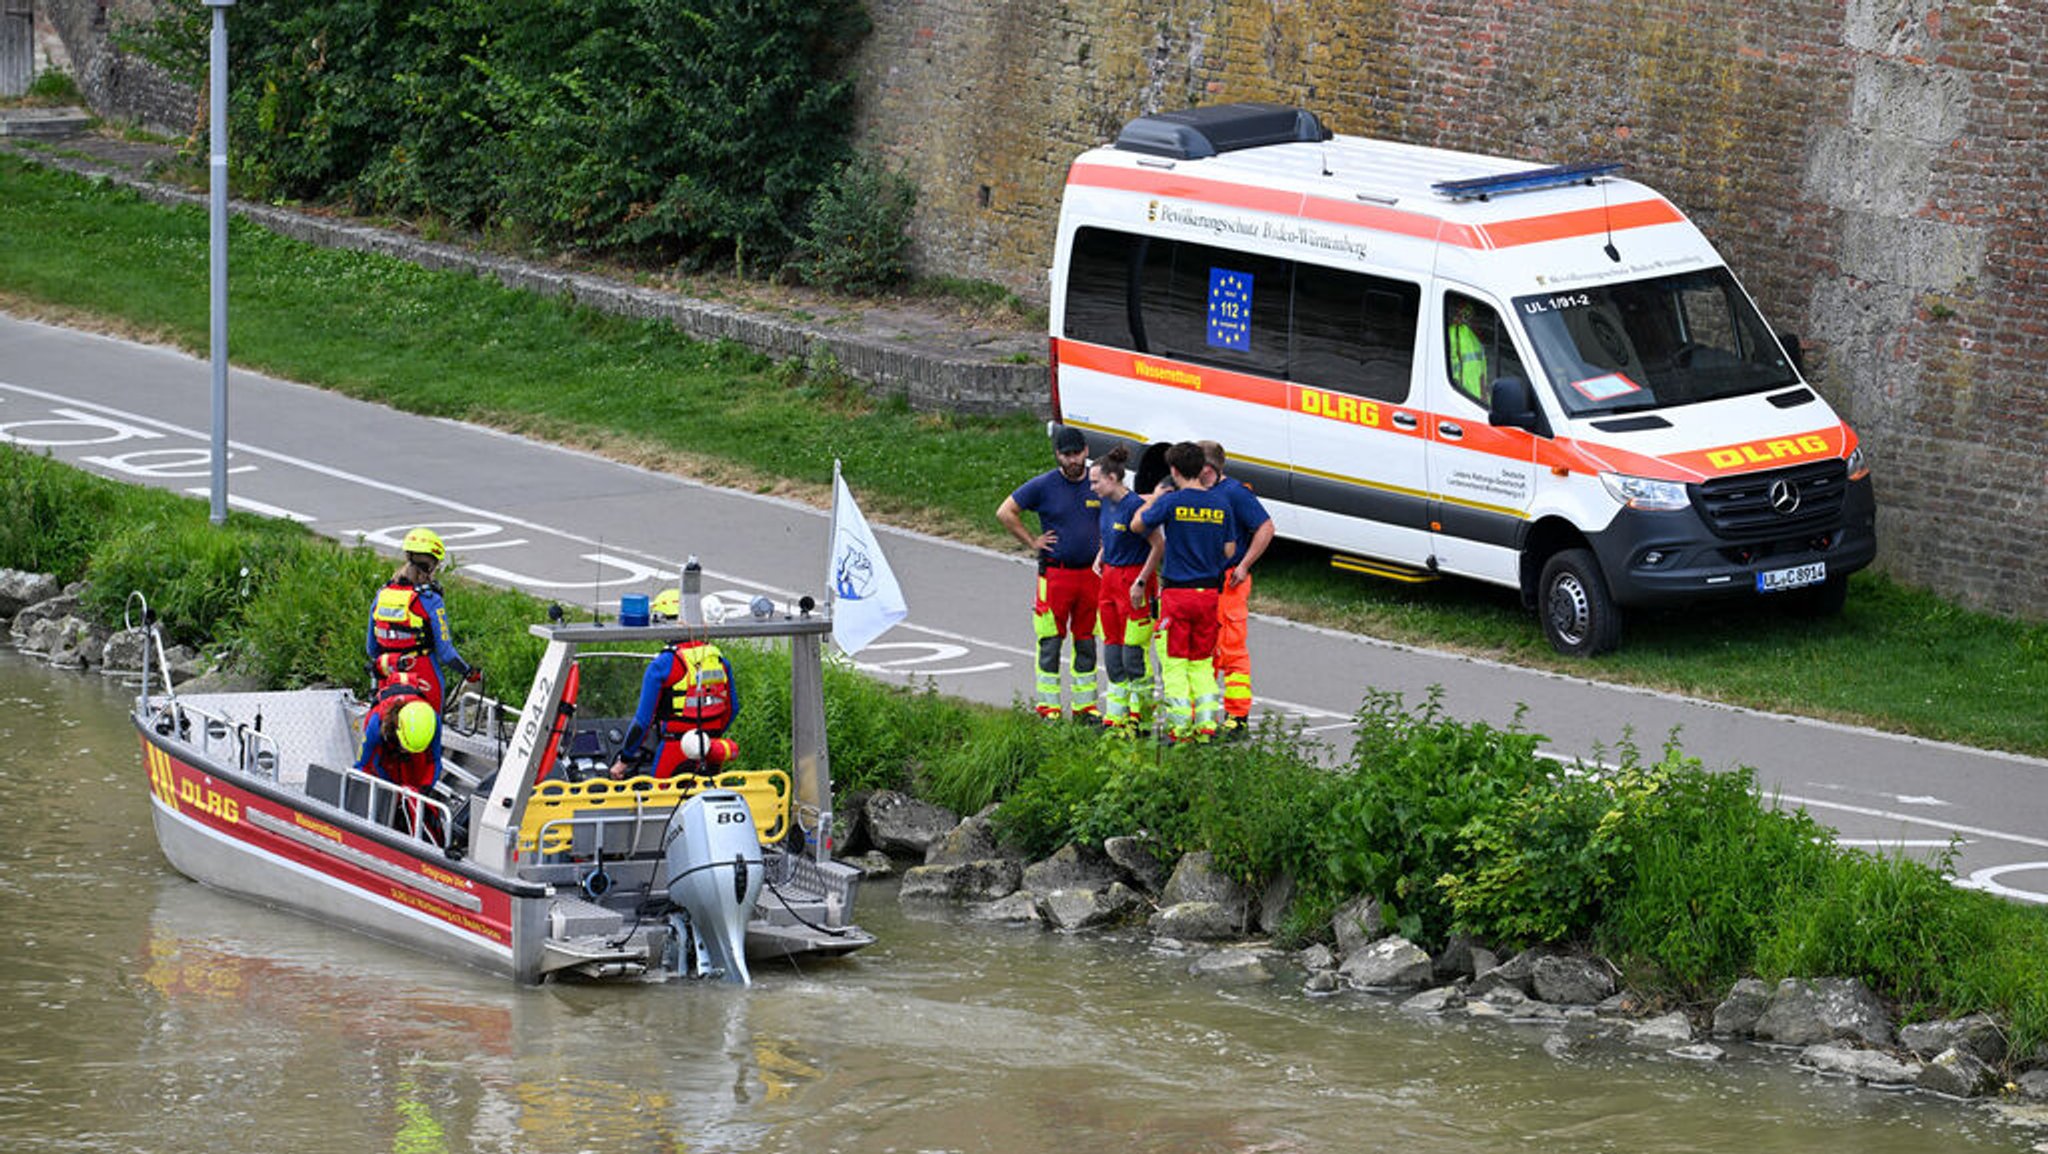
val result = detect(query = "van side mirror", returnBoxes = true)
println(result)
[1778,331,1807,375]
[1488,376,1543,433]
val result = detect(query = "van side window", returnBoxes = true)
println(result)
[1064,227,1143,349]
[1292,263,1419,402]
[1063,226,1420,399]
[1443,292,1525,407]
[1156,240,1291,379]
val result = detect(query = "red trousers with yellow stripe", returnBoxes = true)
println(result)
[1216,573,1252,722]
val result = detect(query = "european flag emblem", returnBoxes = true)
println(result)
[1207,267,1252,351]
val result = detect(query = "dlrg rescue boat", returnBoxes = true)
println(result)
[131,582,873,986]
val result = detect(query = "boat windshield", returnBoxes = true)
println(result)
[1514,268,1798,418]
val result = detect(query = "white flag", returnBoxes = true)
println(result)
[828,465,908,656]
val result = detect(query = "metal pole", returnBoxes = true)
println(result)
[206,0,234,525]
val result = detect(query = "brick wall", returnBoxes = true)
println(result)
[851,0,2047,619]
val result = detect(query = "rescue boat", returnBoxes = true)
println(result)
[131,580,873,986]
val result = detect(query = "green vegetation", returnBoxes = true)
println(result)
[0,153,2044,757]
[9,442,2048,1053]
[125,0,870,267]
[792,154,919,292]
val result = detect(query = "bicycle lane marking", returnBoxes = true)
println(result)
[0,377,1018,681]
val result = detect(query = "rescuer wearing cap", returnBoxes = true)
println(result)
[996,425,1103,721]
[355,670,444,839]
[365,526,479,713]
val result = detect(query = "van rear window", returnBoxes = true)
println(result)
[1063,226,1418,402]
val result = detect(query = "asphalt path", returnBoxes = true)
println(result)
[6,312,2045,902]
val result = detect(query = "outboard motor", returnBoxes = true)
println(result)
[662,791,763,985]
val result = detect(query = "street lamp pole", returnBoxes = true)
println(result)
[205,0,234,526]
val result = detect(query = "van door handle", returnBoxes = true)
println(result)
[1391,412,1418,430]
[1439,422,1465,440]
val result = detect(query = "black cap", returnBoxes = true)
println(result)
[1052,425,1087,454]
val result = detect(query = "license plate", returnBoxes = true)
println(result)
[1757,561,1826,593]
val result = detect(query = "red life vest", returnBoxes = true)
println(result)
[364,675,437,790]
[370,580,431,656]
[656,640,734,737]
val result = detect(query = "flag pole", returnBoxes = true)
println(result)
[827,458,842,614]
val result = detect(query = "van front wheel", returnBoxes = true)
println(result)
[1539,549,1622,657]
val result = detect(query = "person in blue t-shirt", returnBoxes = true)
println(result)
[997,425,1104,720]
[1200,441,1275,736]
[1130,441,1236,742]
[1090,445,1157,732]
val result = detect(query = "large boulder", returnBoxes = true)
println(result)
[1338,934,1435,991]
[1103,835,1170,894]
[1148,900,1242,941]
[101,627,150,676]
[1530,955,1617,1006]
[1329,895,1385,957]
[1022,843,1123,894]
[1158,852,1253,933]
[1796,1043,1920,1086]
[1469,946,1563,998]
[1754,978,1895,1048]
[968,892,1044,926]
[863,791,959,858]
[0,570,60,619]
[1711,978,1773,1038]
[1916,1047,2000,1098]
[9,586,81,640]
[1040,882,1145,931]
[898,859,1020,903]
[1899,1012,2007,1064]
[924,806,1004,865]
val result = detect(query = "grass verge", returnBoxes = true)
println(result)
[1,152,2044,754]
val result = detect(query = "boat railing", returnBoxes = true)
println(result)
[316,761,454,848]
[513,771,791,864]
[146,699,283,784]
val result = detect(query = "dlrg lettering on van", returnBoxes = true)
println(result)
[1047,103,1876,656]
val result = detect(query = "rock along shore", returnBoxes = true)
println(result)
[848,784,2048,1116]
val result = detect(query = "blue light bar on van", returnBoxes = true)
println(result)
[1431,161,1626,201]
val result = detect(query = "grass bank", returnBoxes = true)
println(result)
[9,442,2048,1054]
[2,152,2045,755]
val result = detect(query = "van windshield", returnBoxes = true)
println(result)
[1513,268,1798,418]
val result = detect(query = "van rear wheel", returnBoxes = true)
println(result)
[1539,548,1622,657]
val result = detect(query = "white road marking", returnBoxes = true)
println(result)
[181,489,314,523]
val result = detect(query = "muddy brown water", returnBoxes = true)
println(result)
[0,648,2036,1153]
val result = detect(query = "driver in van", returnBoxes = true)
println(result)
[1448,298,1492,405]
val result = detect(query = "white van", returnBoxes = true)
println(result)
[1048,103,1875,655]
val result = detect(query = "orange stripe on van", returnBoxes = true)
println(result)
[1476,199,1686,249]
[1065,162,1679,251]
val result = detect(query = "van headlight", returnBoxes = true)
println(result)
[1845,445,1869,482]
[1600,472,1691,512]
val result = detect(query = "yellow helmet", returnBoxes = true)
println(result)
[401,527,446,564]
[395,700,438,754]
[650,588,681,620]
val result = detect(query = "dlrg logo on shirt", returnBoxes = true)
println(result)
[1174,507,1225,524]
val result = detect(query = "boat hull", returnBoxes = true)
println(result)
[140,725,549,981]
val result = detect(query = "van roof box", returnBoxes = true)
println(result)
[1113,103,1332,160]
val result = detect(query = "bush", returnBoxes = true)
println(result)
[1597,769,1833,997]
[791,155,918,292]
[130,0,872,266]
[1309,689,1551,941]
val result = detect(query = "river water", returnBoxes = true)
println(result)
[0,648,2038,1154]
